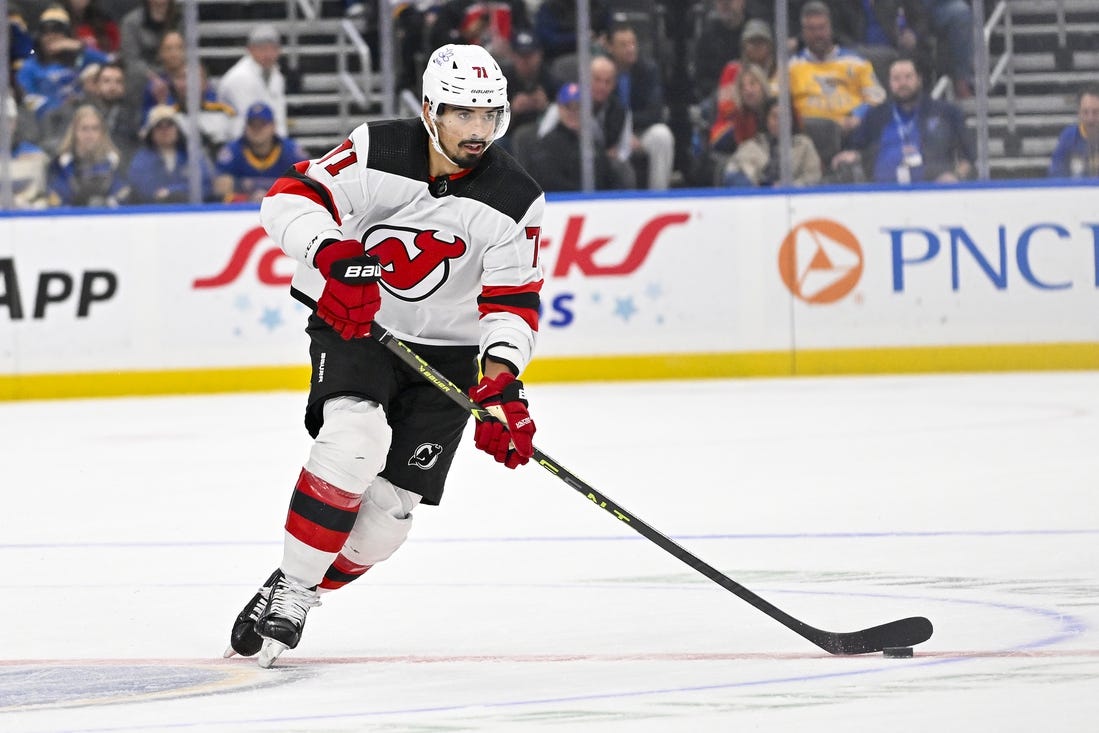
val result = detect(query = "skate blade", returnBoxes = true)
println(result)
[257,639,289,669]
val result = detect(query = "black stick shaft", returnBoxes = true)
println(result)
[375,329,932,655]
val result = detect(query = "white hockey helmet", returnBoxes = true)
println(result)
[422,44,511,151]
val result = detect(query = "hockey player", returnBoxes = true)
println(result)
[225,43,545,668]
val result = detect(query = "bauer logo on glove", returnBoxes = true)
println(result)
[335,261,383,281]
[313,239,383,340]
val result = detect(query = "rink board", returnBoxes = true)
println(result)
[1,182,1097,399]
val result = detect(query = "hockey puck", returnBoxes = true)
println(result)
[883,646,914,658]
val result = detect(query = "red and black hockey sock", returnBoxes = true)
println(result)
[319,553,373,591]
[285,468,363,555]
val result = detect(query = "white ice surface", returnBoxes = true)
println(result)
[1,372,1098,732]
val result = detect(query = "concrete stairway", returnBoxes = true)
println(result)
[982,0,1099,178]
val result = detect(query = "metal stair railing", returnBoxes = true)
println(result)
[335,19,374,131]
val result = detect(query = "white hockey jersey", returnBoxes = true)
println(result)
[260,118,545,375]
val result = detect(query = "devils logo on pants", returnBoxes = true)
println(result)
[408,443,444,469]
[362,225,468,301]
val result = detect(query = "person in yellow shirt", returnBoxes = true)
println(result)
[788,0,885,165]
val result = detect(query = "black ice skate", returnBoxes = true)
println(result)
[255,573,321,668]
[223,569,282,658]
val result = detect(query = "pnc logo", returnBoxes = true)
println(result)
[778,219,863,304]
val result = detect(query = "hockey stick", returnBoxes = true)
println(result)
[374,329,933,655]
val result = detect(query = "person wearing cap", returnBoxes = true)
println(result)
[214,102,308,203]
[526,82,615,192]
[15,5,109,119]
[216,23,289,139]
[501,30,555,136]
[126,103,214,204]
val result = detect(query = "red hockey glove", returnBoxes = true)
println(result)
[468,372,535,469]
[313,239,382,340]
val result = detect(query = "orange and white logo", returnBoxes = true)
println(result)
[778,219,863,304]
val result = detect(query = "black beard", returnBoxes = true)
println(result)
[894,89,920,106]
[448,142,486,168]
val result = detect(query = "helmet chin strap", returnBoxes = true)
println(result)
[422,112,462,168]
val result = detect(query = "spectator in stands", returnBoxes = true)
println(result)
[788,1,885,167]
[16,6,110,120]
[47,102,129,206]
[710,62,770,155]
[532,0,611,65]
[142,28,186,115]
[40,60,141,165]
[427,0,532,58]
[832,58,974,184]
[502,29,555,136]
[214,102,307,203]
[3,94,50,208]
[589,53,637,189]
[692,0,750,104]
[1048,85,1099,179]
[723,96,821,187]
[217,23,288,139]
[526,82,616,192]
[922,0,974,99]
[163,61,235,158]
[127,103,214,204]
[604,22,675,190]
[90,61,142,167]
[119,0,181,107]
[64,0,120,55]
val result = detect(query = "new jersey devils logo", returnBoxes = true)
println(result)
[408,442,444,470]
[362,225,467,301]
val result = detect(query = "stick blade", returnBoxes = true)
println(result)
[814,616,934,655]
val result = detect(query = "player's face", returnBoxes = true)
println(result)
[434,105,502,167]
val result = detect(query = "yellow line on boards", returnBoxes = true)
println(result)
[1,343,1097,401]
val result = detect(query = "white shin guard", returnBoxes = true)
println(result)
[340,476,421,567]
[304,396,392,495]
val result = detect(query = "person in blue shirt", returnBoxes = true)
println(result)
[213,102,307,203]
[126,103,215,204]
[1048,85,1099,179]
[833,57,973,184]
[15,5,109,120]
[47,102,129,206]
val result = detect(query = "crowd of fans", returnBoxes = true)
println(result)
[3,0,1096,207]
[5,0,292,207]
